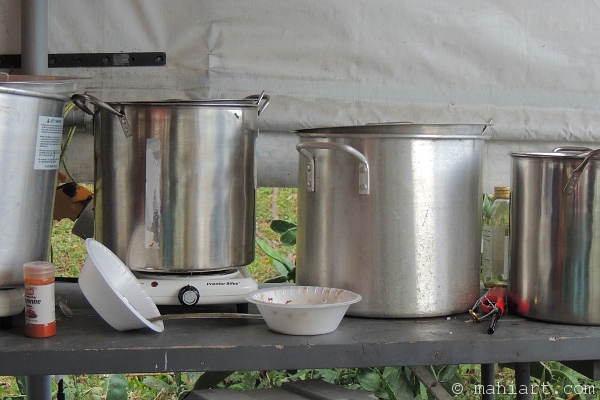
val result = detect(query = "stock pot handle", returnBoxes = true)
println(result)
[0,85,73,102]
[244,91,270,116]
[552,146,593,154]
[71,93,132,138]
[563,148,600,194]
[296,142,370,195]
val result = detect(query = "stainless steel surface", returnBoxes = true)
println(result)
[295,123,488,318]
[563,148,600,194]
[0,74,77,102]
[72,93,132,137]
[297,141,370,194]
[94,95,269,272]
[508,147,600,325]
[0,76,76,287]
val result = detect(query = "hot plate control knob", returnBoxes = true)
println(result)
[178,285,200,306]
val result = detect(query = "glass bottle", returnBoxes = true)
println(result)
[481,186,510,287]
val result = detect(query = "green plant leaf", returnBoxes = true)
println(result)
[280,228,297,246]
[264,275,288,283]
[256,237,295,272]
[437,365,458,383]
[15,376,26,395]
[142,376,169,392]
[270,219,297,233]
[287,266,296,282]
[192,371,235,390]
[106,374,128,400]
[380,367,412,400]
[272,258,291,276]
[357,368,383,392]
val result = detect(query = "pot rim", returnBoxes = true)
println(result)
[509,151,600,159]
[105,99,262,108]
[0,74,82,100]
[296,122,491,138]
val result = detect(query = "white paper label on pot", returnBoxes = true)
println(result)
[34,116,64,170]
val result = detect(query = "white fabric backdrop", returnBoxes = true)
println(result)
[1,0,599,189]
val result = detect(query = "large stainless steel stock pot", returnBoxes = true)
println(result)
[509,147,600,325]
[73,93,269,273]
[0,75,78,286]
[295,123,489,318]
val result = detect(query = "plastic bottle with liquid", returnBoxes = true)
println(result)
[481,186,510,287]
[23,261,56,338]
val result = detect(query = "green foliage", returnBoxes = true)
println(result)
[482,193,494,222]
[257,219,297,283]
[357,367,421,400]
[105,374,127,400]
[211,369,362,391]
[247,187,298,282]
[192,372,235,391]
[51,219,86,277]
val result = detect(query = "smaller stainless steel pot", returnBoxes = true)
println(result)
[508,147,600,325]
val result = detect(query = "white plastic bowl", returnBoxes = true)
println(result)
[245,286,361,335]
[79,239,164,332]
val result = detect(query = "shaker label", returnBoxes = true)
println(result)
[24,283,55,325]
[34,116,64,170]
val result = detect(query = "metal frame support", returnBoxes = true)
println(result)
[21,0,49,75]
[514,362,532,400]
[22,3,53,397]
[408,366,454,400]
[26,375,52,400]
[480,363,496,400]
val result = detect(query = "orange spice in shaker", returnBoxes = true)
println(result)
[23,261,56,338]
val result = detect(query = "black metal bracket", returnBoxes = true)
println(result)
[0,52,166,69]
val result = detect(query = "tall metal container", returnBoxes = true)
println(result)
[0,75,77,286]
[508,147,600,325]
[295,123,489,318]
[79,94,269,273]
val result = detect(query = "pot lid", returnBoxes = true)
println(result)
[296,122,491,139]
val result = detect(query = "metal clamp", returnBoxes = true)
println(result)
[244,91,270,116]
[296,142,370,195]
[71,93,132,138]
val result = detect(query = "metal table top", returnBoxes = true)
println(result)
[1,282,599,376]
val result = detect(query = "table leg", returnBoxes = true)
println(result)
[480,363,496,400]
[514,362,531,400]
[26,375,51,400]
